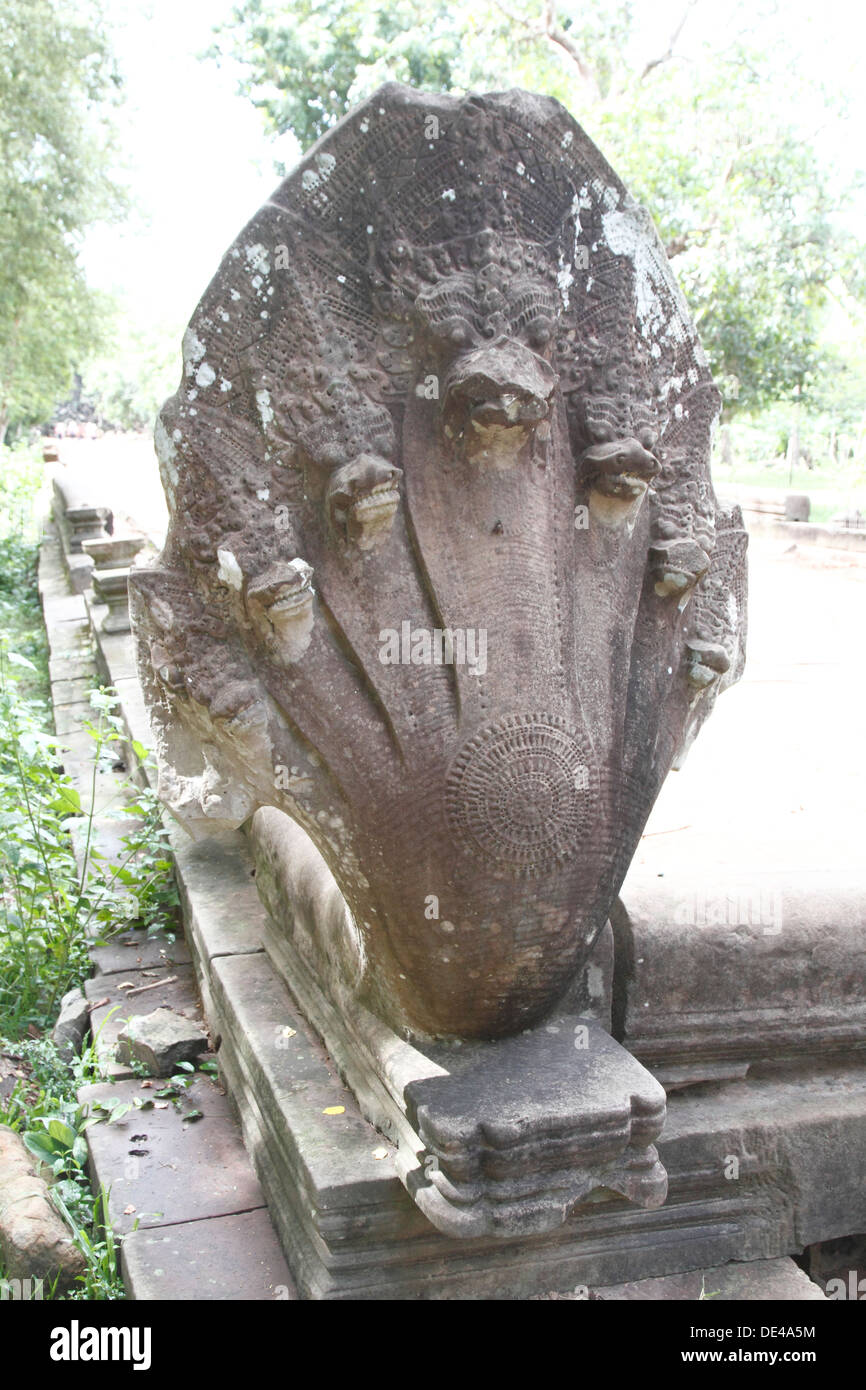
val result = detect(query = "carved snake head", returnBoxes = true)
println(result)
[578,435,660,500]
[326,454,403,551]
[442,338,558,464]
[245,560,315,662]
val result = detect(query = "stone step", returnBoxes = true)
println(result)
[80,1075,296,1301]
[595,1257,826,1300]
[121,1209,296,1301]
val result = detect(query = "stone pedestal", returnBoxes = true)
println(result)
[83,535,146,635]
[82,535,145,570]
[51,475,114,593]
[90,567,133,633]
[52,476,113,553]
[250,808,666,1241]
[185,862,866,1300]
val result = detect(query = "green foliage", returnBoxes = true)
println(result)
[211,0,866,415]
[81,318,184,434]
[0,454,181,1038]
[0,0,127,437]
[0,1036,214,1298]
[0,645,89,1032]
[713,399,866,520]
[0,442,50,700]
[0,1036,127,1299]
[0,666,181,1037]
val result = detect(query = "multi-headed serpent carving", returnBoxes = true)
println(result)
[132,83,747,1043]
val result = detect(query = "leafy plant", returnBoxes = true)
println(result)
[0,654,181,1035]
[0,450,181,1298]
[0,642,93,1032]
[0,1035,127,1299]
[0,0,127,440]
[211,0,866,416]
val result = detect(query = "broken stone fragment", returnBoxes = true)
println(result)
[0,1125,86,1291]
[116,1008,207,1078]
[51,986,90,1060]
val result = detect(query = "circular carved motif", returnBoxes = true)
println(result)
[445,715,593,876]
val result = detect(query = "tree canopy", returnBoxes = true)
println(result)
[210,0,866,415]
[0,0,126,440]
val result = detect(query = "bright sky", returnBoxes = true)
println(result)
[81,0,866,342]
[81,0,300,334]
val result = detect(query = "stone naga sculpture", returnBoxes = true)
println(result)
[132,83,747,1238]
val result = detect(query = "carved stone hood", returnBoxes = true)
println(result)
[131,82,747,1044]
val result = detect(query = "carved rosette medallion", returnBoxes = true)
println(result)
[445,714,594,877]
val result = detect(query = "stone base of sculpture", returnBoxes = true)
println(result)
[173,847,863,1297]
[251,808,667,1239]
[254,813,665,1238]
[165,823,866,1299]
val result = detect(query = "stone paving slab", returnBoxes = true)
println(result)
[52,701,92,737]
[80,1076,265,1233]
[61,760,130,817]
[57,728,102,764]
[50,675,94,706]
[211,951,379,1206]
[44,616,91,658]
[93,628,139,683]
[171,825,268,968]
[91,929,191,979]
[121,1208,297,1300]
[85,963,204,1079]
[41,591,88,626]
[48,653,96,683]
[596,1256,826,1301]
[69,812,136,865]
[38,533,73,598]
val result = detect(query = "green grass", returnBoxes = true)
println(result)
[0,443,50,703]
[712,405,866,520]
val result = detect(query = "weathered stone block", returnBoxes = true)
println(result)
[116,1007,207,1077]
[51,986,90,1060]
[613,870,866,1085]
[0,1126,86,1291]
